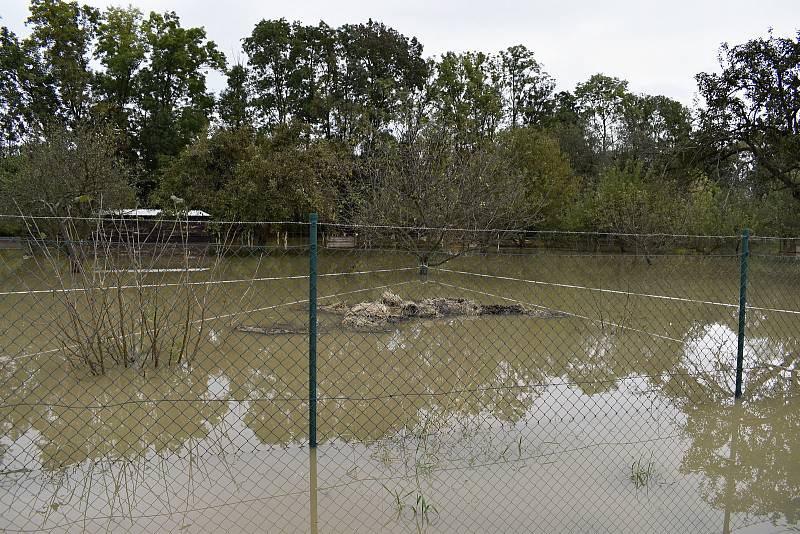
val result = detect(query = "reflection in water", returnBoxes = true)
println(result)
[723,401,743,534]
[677,322,798,402]
[310,446,319,534]
[681,396,800,532]
[0,251,798,532]
[661,314,799,532]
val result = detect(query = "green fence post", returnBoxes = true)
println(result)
[735,228,750,399]
[308,213,318,447]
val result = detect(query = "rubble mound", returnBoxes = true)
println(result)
[240,292,567,335]
[325,291,565,331]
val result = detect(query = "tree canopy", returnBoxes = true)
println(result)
[0,3,797,240]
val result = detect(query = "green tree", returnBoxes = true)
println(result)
[394,59,436,145]
[289,22,338,132]
[154,129,351,224]
[588,162,683,251]
[25,0,99,125]
[153,127,257,214]
[498,45,555,128]
[753,188,800,237]
[575,73,631,154]
[243,20,344,136]
[223,136,350,224]
[243,18,294,129]
[500,127,581,228]
[684,174,755,238]
[334,20,428,145]
[93,6,146,133]
[542,91,598,179]
[620,94,694,181]
[134,11,225,190]
[0,121,135,222]
[696,31,800,201]
[0,27,31,154]
[218,64,252,129]
[431,51,503,147]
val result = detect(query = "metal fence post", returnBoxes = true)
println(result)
[308,213,319,534]
[735,228,750,399]
[309,213,318,446]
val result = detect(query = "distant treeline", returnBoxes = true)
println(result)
[0,1,798,239]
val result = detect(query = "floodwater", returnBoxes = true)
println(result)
[0,246,798,533]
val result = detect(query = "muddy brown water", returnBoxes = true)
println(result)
[0,248,798,533]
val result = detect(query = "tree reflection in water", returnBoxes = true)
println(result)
[667,322,799,531]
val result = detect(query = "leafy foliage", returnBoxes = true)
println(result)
[0,121,135,222]
[153,127,351,228]
[0,3,797,239]
[697,31,800,200]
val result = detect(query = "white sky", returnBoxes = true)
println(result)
[2,0,798,106]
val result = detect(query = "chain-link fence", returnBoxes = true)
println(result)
[0,215,798,533]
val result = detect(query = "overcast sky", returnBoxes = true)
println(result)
[2,0,798,106]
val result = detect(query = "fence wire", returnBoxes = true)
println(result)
[0,216,798,533]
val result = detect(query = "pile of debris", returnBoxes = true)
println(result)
[236,291,567,335]
[322,291,566,331]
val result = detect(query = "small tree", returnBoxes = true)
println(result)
[19,215,236,375]
[351,128,542,271]
[1,121,135,270]
[499,127,581,229]
[589,162,683,259]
